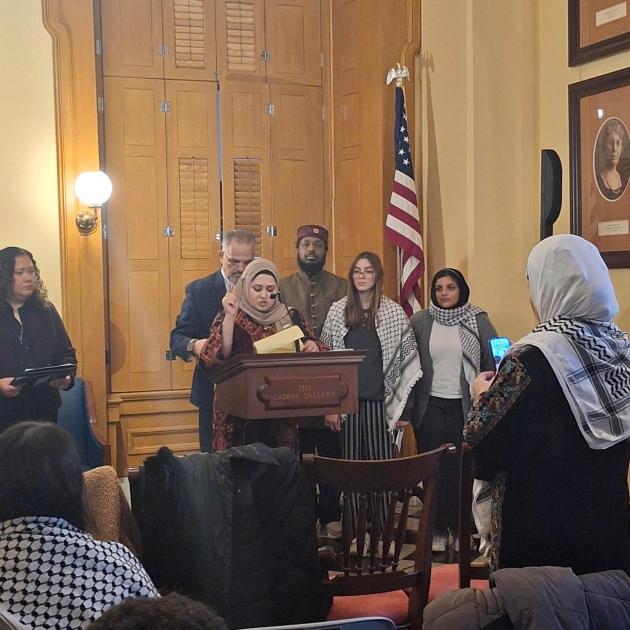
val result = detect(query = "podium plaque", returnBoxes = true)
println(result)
[213,350,366,420]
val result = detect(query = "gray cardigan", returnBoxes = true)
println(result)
[409,309,497,428]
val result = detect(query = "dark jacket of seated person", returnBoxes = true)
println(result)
[464,234,630,577]
[0,422,158,629]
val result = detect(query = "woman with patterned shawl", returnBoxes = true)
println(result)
[201,258,326,452]
[465,234,630,575]
[0,422,158,628]
[409,268,497,553]
[321,252,421,533]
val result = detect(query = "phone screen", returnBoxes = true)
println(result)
[489,337,511,369]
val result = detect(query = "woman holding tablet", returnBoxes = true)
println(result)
[0,247,76,433]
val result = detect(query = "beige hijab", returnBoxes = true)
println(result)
[234,258,292,331]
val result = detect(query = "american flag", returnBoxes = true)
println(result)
[385,87,425,316]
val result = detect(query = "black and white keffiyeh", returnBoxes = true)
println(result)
[429,301,485,385]
[321,296,422,435]
[515,234,630,449]
[0,516,159,628]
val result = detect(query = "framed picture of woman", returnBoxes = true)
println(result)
[569,67,630,267]
[569,0,630,66]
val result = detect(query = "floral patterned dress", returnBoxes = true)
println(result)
[201,307,326,452]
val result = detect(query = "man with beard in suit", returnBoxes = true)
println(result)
[170,230,255,452]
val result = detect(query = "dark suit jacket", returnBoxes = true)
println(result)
[170,270,226,408]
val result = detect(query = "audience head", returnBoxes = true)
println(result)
[0,246,48,307]
[0,422,87,530]
[430,268,469,309]
[345,251,383,329]
[219,230,256,285]
[86,593,229,630]
[295,224,329,274]
[526,234,618,323]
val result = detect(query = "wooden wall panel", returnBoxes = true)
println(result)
[220,81,272,254]
[165,80,221,389]
[108,390,198,468]
[216,0,265,81]
[101,0,164,78]
[43,0,107,437]
[162,0,217,80]
[330,0,419,296]
[270,84,324,276]
[265,0,322,86]
[105,77,171,392]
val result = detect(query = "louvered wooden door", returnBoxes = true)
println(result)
[270,84,324,277]
[166,81,221,389]
[220,81,272,256]
[265,0,322,86]
[101,0,164,78]
[162,0,217,80]
[216,0,266,82]
[105,77,172,392]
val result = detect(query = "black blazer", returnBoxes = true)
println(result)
[170,270,226,408]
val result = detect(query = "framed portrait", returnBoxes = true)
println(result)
[569,67,630,267]
[569,0,630,66]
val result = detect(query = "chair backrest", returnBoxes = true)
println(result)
[458,443,490,587]
[303,445,456,627]
[58,377,110,469]
[248,617,396,630]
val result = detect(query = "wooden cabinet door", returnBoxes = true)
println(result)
[105,77,172,392]
[165,81,221,389]
[265,0,322,86]
[219,81,272,257]
[269,84,324,277]
[101,0,164,78]
[215,0,266,82]
[162,0,218,80]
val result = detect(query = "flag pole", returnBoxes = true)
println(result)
[386,64,409,304]
[385,63,424,315]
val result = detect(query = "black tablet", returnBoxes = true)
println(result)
[11,363,77,387]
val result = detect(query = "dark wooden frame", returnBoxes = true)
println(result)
[569,66,630,267]
[569,0,630,66]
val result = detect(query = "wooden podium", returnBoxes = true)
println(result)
[213,350,366,420]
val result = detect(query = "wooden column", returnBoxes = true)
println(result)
[42,0,108,448]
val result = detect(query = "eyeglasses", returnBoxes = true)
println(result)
[352,268,375,277]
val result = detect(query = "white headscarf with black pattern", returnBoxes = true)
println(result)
[429,302,485,386]
[0,516,159,628]
[514,234,630,449]
[321,296,422,436]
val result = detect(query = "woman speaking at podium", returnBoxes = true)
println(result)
[201,258,326,451]
[0,246,76,434]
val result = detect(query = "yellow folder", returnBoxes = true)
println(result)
[253,325,304,354]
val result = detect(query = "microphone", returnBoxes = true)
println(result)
[269,291,280,300]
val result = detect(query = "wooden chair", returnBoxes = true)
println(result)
[303,444,456,630]
[429,443,490,598]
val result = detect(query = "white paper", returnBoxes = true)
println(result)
[596,2,627,27]
[598,219,629,236]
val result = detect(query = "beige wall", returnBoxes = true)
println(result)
[421,0,630,339]
[0,0,61,309]
[537,1,630,330]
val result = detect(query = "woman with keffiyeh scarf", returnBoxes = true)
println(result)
[410,268,498,553]
[321,252,421,534]
[465,235,630,576]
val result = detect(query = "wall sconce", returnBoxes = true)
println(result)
[74,171,113,235]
